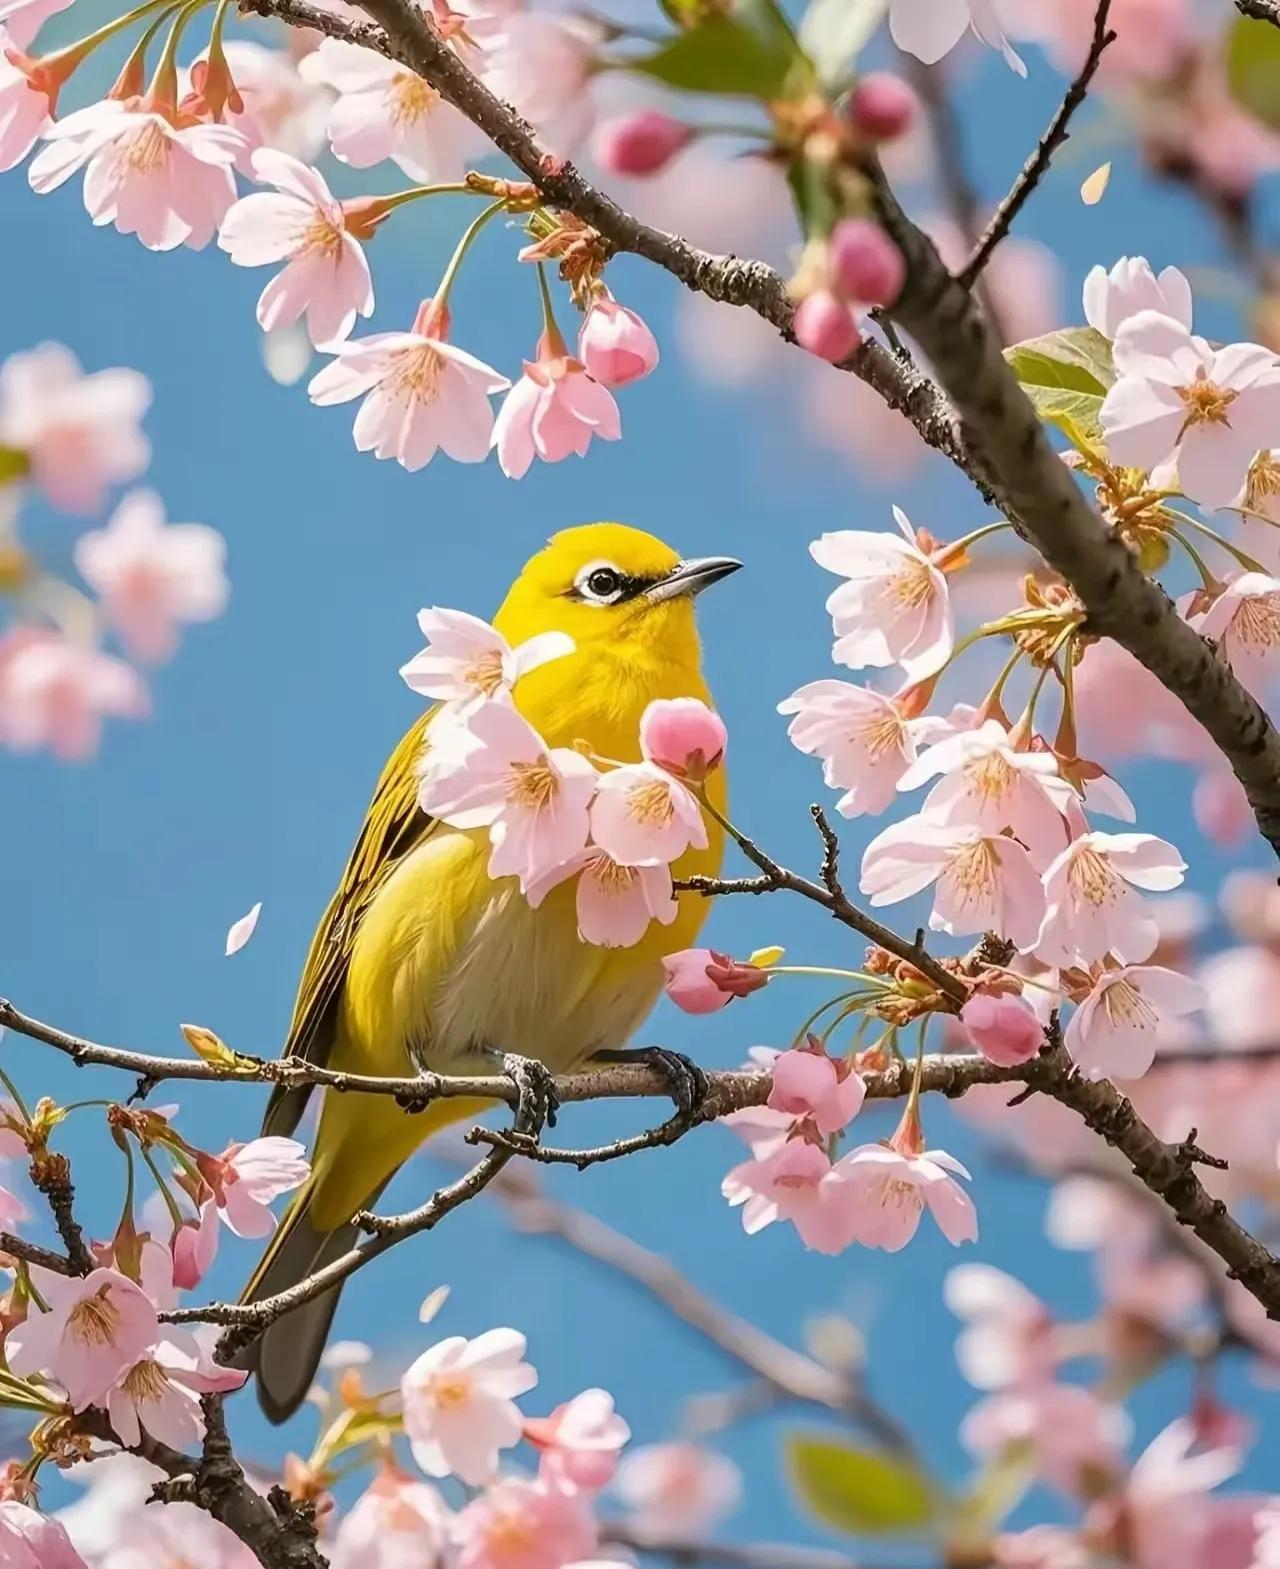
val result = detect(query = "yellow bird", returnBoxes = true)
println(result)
[242,522,739,1422]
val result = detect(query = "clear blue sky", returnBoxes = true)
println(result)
[1,16,1274,1552]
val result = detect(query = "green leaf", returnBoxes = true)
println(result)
[1004,325,1115,396]
[1020,385,1106,452]
[787,1435,939,1536]
[633,0,812,99]
[1226,15,1280,131]
[798,0,887,89]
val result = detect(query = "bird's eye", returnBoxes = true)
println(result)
[578,564,625,603]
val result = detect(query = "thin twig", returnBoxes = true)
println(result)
[961,0,1116,286]
[605,1524,863,1569]
[27,1152,92,1275]
[0,1231,74,1276]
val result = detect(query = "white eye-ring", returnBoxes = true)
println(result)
[575,560,626,604]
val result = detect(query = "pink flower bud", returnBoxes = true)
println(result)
[578,296,659,388]
[595,110,691,176]
[641,697,726,782]
[828,220,906,308]
[768,1040,866,1135]
[961,992,1042,1067]
[793,290,860,362]
[663,949,767,1014]
[846,73,917,143]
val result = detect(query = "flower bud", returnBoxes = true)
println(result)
[846,72,916,143]
[595,110,691,176]
[662,949,767,1014]
[961,992,1042,1066]
[641,697,726,781]
[793,290,860,362]
[828,219,906,308]
[578,296,659,388]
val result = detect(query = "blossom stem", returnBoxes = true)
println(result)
[933,519,1011,568]
[377,182,480,212]
[140,1139,189,1234]
[435,197,507,306]
[1165,507,1268,575]
[771,964,890,985]
[150,0,213,107]
[534,259,568,353]
[816,994,882,1046]
[1166,527,1219,589]
[0,1065,33,1126]
[1012,627,1073,739]
[40,0,173,78]
[791,989,866,1044]
[109,2,181,97]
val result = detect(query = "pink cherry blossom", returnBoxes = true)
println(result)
[454,1476,596,1569]
[828,219,905,309]
[614,1441,742,1538]
[1194,767,1252,847]
[810,508,954,681]
[639,698,726,783]
[1064,964,1203,1080]
[298,38,482,180]
[73,490,228,664]
[199,40,331,165]
[961,991,1043,1066]
[1101,311,1280,510]
[7,1267,160,1409]
[399,607,573,711]
[1082,256,1193,340]
[0,628,148,761]
[418,701,598,892]
[401,1328,537,1485]
[1189,572,1280,688]
[1036,831,1187,969]
[1013,0,1191,84]
[0,29,53,172]
[846,72,917,142]
[594,109,690,176]
[900,718,1075,866]
[1120,1416,1257,1569]
[201,1136,309,1239]
[589,761,706,867]
[525,1388,630,1494]
[526,849,676,947]
[0,0,72,49]
[309,304,510,470]
[962,1382,1129,1496]
[330,1466,451,1569]
[793,290,860,362]
[30,100,246,251]
[835,1139,978,1251]
[0,1502,89,1569]
[492,333,621,479]
[860,816,1046,948]
[778,680,918,817]
[722,1139,858,1254]
[170,1198,219,1290]
[888,0,1025,75]
[661,948,768,1013]
[768,1042,866,1135]
[218,149,374,347]
[481,13,598,154]
[106,1332,247,1450]
[0,342,150,514]
[577,295,659,389]
[944,1264,1057,1390]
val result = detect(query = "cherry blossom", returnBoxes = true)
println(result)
[1189,573,1280,689]
[401,1328,537,1485]
[962,1382,1130,1495]
[0,628,148,760]
[613,1442,742,1538]
[0,0,72,49]
[888,0,1025,76]
[1101,311,1280,510]
[860,816,1046,948]
[1035,831,1188,969]
[846,73,917,142]
[417,700,598,891]
[7,1267,160,1409]
[1117,1416,1259,1569]
[218,150,374,347]
[399,607,573,712]
[594,110,690,176]
[577,295,659,389]
[639,698,726,783]
[492,330,621,479]
[454,1476,596,1569]
[1064,964,1203,1080]
[309,301,510,470]
[106,1333,247,1449]
[835,1139,978,1251]
[526,849,676,948]
[722,1138,858,1254]
[810,508,954,681]
[170,1198,219,1290]
[661,948,768,1013]
[945,1264,1057,1390]
[200,39,331,165]
[0,1502,89,1569]
[0,342,150,515]
[524,1388,630,1493]
[778,680,918,817]
[30,101,246,251]
[767,1040,866,1135]
[480,13,599,153]
[298,39,482,180]
[0,28,53,172]
[201,1136,310,1238]
[794,290,860,362]
[1083,256,1193,340]
[961,991,1044,1066]
[330,1467,451,1569]
[589,761,706,867]
[73,490,228,664]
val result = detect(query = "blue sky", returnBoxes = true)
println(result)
[2,13,1277,1554]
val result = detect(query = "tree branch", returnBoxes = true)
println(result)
[605,1524,861,1569]
[1236,0,1280,23]
[961,0,1116,285]
[27,1151,92,1274]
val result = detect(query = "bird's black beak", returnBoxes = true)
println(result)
[644,556,743,603]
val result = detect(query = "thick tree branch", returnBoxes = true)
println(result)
[961,0,1116,285]
[1237,0,1280,22]
[0,1230,73,1275]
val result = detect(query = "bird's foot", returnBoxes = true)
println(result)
[594,1046,709,1129]
[498,1052,561,1140]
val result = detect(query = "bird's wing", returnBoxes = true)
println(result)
[262,709,441,1137]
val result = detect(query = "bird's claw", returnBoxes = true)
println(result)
[500,1052,560,1139]
[596,1046,709,1128]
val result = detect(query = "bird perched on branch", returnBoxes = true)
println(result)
[240,522,739,1422]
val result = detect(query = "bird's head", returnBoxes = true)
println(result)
[494,522,740,672]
